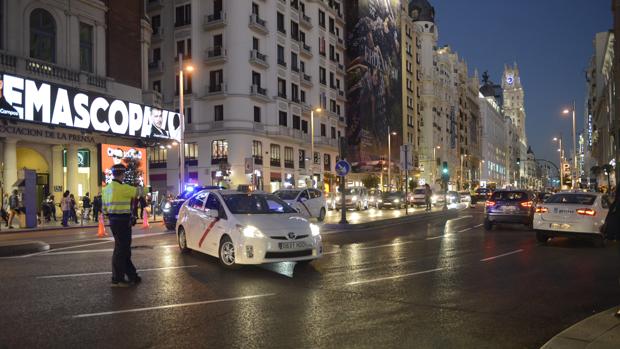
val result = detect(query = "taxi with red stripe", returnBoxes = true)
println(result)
[533,191,610,247]
[176,190,323,268]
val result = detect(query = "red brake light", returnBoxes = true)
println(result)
[485,201,496,207]
[535,206,548,213]
[576,208,596,216]
[520,201,533,208]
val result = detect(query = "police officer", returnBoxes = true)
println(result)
[103,164,141,287]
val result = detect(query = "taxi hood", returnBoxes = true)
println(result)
[233,214,311,234]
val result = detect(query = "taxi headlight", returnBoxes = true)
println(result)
[378,199,383,203]
[163,202,172,212]
[394,198,400,203]
[241,225,265,238]
[351,196,358,202]
[310,223,320,237]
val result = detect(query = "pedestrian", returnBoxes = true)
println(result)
[1,193,9,226]
[603,186,620,241]
[48,195,57,221]
[92,192,102,222]
[102,164,140,287]
[138,195,147,219]
[82,193,92,221]
[424,184,432,211]
[61,191,71,227]
[7,189,20,229]
[69,194,78,223]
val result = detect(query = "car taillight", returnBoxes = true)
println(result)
[520,201,533,208]
[485,201,496,207]
[576,208,596,216]
[535,206,548,213]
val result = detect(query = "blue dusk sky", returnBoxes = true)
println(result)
[432,0,611,163]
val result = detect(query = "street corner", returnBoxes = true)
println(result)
[542,306,620,349]
[0,240,49,257]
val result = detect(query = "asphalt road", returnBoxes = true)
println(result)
[1,207,619,348]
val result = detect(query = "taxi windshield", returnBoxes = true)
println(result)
[273,190,301,200]
[222,194,298,214]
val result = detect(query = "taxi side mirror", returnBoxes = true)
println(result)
[206,209,218,219]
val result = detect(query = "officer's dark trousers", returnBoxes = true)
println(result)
[109,214,137,282]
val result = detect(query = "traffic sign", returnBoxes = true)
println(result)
[335,160,351,176]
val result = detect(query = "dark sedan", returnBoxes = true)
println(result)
[484,190,536,230]
[163,185,224,230]
[378,191,405,209]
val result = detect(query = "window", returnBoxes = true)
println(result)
[214,105,224,121]
[270,144,281,167]
[302,120,308,133]
[209,69,224,92]
[176,39,191,58]
[79,23,94,72]
[299,149,306,169]
[188,192,207,210]
[254,106,261,122]
[279,111,287,126]
[291,52,299,71]
[329,17,335,33]
[277,45,286,66]
[186,107,192,124]
[318,37,326,56]
[175,4,191,27]
[278,78,287,98]
[320,123,326,137]
[153,47,161,63]
[319,67,326,85]
[300,90,306,103]
[175,73,193,95]
[284,147,294,168]
[291,83,299,102]
[149,147,167,167]
[211,140,228,163]
[331,127,336,139]
[323,154,331,171]
[252,140,263,162]
[290,20,299,41]
[277,12,285,33]
[205,194,222,212]
[185,143,198,162]
[252,37,259,50]
[152,80,161,92]
[318,9,325,27]
[152,15,161,34]
[30,9,56,62]
[291,115,300,130]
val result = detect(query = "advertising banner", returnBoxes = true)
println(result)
[101,144,147,186]
[0,72,181,141]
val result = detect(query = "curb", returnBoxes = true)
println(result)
[322,208,461,234]
[542,306,620,349]
[0,240,50,257]
[0,219,165,235]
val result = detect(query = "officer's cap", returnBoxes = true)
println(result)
[111,164,127,176]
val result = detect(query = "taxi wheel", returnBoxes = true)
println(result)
[318,208,326,222]
[177,227,190,253]
[219,235,239,269]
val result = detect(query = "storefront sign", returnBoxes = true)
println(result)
[0,72,181,141]
[101,144,147,186]
[0,125,96,143]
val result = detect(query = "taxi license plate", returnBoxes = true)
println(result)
[279,242,308,250]
[551,223,571,230]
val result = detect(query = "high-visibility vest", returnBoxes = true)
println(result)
[102,181,137,215]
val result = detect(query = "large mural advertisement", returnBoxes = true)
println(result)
[345,0,402,169]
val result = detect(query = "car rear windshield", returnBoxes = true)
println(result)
[273,190,300,200]
[222,194,297,214]
[491,191,528,201]
[545,194,596,205]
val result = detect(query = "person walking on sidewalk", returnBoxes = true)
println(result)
[61,191,71,227]
[82,193,92,221]
[103,164,141,288]
[424,184,432,211]
[7,190,20,229]
[92,193,102,222]
[69,194,78,223]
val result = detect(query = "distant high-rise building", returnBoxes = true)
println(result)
[502,63,526,145]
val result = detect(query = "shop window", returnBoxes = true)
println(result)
[30,9,56,62]
[211,140,228,164]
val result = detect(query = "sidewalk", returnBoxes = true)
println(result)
[542,306,620,348]
[0,216,164,234]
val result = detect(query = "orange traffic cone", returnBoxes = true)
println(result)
[142,210,150,229]
[97,213,108,238]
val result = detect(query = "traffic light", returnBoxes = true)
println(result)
[442,161,449,175]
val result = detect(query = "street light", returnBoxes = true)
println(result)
[562,101,577,189]
[178,53,194,194]
[387,126,397,191]
[433,145,441,184]
[553,135,564,189]
[310,107,322,188]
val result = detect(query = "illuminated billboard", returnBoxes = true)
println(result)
[101,144,147,186]
[0,72,181,141]
[345,0,402,166]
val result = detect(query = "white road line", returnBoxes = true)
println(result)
[45,248,114,255]
[425,235,444,240]
[36,265,198,279]
[457,227,473,233]
[346,268,444,286]
[474,224,483,228]
[357,241,416,250]
[480,249,524,262]
[72,293,276,318]
[323,250,341,255]
[447,215,473,223]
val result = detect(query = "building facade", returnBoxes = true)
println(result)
[147,0,346,194]
[0,0,159,208]
[478,91,508,188]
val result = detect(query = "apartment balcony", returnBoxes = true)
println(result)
[207,83,227,96]
[337,37,345,48]
[249,14,268,34]
[204,46,227,64]
[300,13,312,28]
[253,156,264,166]
[291,65,300,74]
[203,12,227,30]
[337,90,346,100]
[300,43,312,57]
[250,84,270,102]
[316,136,339,148]
[148,60,164,73]
[151,26,164,42]
[211,157,228,166]
[301,73,312,87]
[337,63,345,73]
[270,159,281,168]
[284,160,295,169]
[142,90,162,107]
[249,50,269,68]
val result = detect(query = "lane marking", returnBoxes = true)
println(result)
[72,293,276,318]
[45,248,114,255]
[357,241,416,250]
[457,227,473,233]
[36,265,199,279]
[425,235,444,240]
[323,250,341,255]
[474,224,483,228]
[480,249,524,262]
[447,215,473,222]
[346,267,444,286]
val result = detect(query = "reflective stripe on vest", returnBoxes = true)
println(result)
[102,181,137,214]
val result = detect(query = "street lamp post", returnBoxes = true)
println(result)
[387,126,397,191]
[310,107,322,188]
[553,136,564,189]
[563,101,578,189]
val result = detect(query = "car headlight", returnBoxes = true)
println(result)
[310,223,320,237]
[378,199,383,203]
[163,202,172,212]
[351,196,358,202]
[241,225,265,238]
[394,198,400,203]
[369,197,375,202]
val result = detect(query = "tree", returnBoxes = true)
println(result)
[361,174,380,189]
[602,164,614,191]
[408,178,418,191]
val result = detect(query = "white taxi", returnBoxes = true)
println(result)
[533,192,610,247]
[274,188,327,221]
[176,190,323,267]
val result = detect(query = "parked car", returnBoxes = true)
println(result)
[163,185,225,230]
[533,192,610,247]
[368,189,383,208]
[378,191,406,209]
[336,187,369,211]
[274,188,327,222]
[176,190,323,268]
[484,190,537,230]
